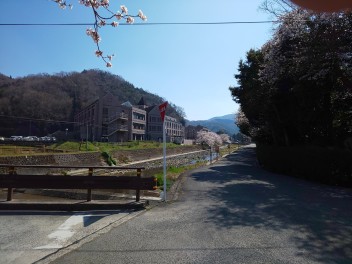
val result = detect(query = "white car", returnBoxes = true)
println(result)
[10,136,23,141]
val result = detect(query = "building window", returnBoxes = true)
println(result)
[103,108,108,118]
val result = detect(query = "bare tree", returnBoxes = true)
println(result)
[259,0,297,17]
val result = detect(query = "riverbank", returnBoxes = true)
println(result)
[0,144,240,205]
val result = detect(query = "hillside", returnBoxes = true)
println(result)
[0,70,184,136]
[186,114,239,135]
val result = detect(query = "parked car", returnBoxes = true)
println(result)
[39,136,56,142]
[10,136,23,141]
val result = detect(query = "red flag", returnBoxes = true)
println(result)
[159,102,168,122]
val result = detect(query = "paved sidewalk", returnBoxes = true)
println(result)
[48,145,352,263]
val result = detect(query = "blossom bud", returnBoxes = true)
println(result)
[115,13,122,20]
[86,28,93,36]
[126,16,134,24]
[120,5,128,14]
[138,10,147,21]
[100,0,109,7]
[95,50,103,57]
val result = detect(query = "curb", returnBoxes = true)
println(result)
[0,200,149,211]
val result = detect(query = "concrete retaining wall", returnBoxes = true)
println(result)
[123,150,209,170]
[111,145,203,163]
[0,152,102,166]
[0,145,205,169]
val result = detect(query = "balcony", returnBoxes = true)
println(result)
[132,128,145,135]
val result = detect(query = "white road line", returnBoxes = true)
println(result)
[35,213,92,249]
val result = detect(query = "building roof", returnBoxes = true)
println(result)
[122,101,133,108]
[145,105,157,113]
[137,97,146,106]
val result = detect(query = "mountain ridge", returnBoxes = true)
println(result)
[0,69,185,136]
[186,114,239,135]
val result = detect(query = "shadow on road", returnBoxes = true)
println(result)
[190,147,352,263]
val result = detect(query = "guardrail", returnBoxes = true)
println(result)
[0,165,157,202]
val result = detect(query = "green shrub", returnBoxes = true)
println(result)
[101,151,117,166]
[101,151,110,159]
[154,172,173,191]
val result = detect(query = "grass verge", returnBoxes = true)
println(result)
[151,162,207,191]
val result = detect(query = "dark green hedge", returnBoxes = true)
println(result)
[256,144,352,187]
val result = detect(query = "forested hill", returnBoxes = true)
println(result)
[186,114,239,135]
[0,70,184,136]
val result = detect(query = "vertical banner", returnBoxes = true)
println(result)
[159,102,168,201]
[159,102,168,122]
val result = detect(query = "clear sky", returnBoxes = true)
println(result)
[0,0,274,121]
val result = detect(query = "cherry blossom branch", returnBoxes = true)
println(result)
[52,0,147,67]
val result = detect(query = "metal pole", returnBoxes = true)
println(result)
[210,148,212,164]
[87,167,93,202]
[7,166,15,201]
[163,122,167,201]
[136,168,141,202]
[86,123,88,150]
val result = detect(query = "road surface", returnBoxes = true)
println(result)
[48,145,352,263]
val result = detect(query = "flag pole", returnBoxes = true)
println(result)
[162,121,167,201]
[158,101,168,202]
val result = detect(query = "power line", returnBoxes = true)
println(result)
[0,23,94,26]
[0,21,277,27]
[133,21,278,25]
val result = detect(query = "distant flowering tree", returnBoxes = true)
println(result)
[219,133,231,144]
[235,108,252,138]
[52,0,147,67]
[196,130,223,148]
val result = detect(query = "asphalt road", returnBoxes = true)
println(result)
[0,207,143,264]
[51,145,352,264]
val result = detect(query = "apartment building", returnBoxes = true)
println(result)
[122,101,147,141]
[74,93,183,143]
[146,105,185,143]
[74,93,146,142]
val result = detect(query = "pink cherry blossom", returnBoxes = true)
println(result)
[53,1,147,67]
[95,50,103,57]
[126,16,135,24]
[120,5,128,14]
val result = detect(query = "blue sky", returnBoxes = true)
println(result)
[0,0,274,120]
